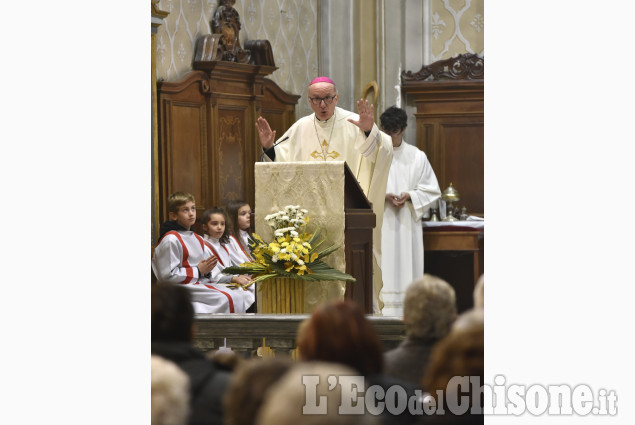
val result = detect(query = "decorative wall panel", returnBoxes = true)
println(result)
[429,0,484,61]
[156,0,317,119]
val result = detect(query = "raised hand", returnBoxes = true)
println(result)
[255,116,276,149]
[347,98,375,133]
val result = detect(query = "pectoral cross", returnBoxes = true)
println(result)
[310,140,340,161]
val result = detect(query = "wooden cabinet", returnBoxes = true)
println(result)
[402,54,484,215]
[156,62,299,231]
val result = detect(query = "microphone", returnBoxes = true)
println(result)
[260,136,289,161]
[272,136,290,148]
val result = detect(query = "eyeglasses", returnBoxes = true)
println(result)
[309,95,337,105]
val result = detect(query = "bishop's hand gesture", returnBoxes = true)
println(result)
[347,98,375,133]
[255,116,276,150]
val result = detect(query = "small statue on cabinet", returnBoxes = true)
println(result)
[210,0,250,63]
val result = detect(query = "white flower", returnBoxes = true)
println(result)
[290,253,298,261]
[297,259,304,265]
[290,230,298,237]
[301,209,308,214]
[272,255,278,262]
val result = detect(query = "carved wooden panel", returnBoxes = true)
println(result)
[158,71,209,223]
[215,107,248,206]
[402,54,484,215]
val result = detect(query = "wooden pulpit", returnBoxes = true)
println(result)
[254,161,374,314]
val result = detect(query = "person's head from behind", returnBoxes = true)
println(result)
[202,207,230,244]
[474,274,484,309]
[152,355,190,425]
[298,300,383,376]
[168,192,197,230]
[152,283,194,343]
[226,200,251,236]
[379,105,408,139]
[423,312,484,411]
[308,77,338,121]
[224,357,294,425]
[256,362,378,425]
[403,274,457,341]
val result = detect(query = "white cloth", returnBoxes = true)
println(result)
[152,230,254,313]
[381,141,441,317]
[264,107,393,312]
[254,162,347,313]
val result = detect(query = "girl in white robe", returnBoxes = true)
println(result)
[225,199,254,263]
[201,207,256,304]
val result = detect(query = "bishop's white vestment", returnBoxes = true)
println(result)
[380,141,441,317]
[264,107,393,312]
[152,230,255,313]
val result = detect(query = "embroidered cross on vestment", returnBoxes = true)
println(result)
[310,140,340,160]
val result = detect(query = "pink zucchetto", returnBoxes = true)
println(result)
[309,76,335,85]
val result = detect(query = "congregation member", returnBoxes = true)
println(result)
[151,355,190,425]
[152,192,254,313]
[383,274,456,388]
[379,106,441,316]
[256,362,379,425]
[223,357,294,425]
[255,77,393,313]
[297,300,419,425]
[422,308,484,424]
[151,283,232,425]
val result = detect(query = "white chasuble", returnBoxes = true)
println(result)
[262,107,393,313]
[380,142,441,317]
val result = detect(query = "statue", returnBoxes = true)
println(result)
[210,0,250,63]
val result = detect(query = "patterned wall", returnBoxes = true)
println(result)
[155,0,318,118]
[429,0,484,61]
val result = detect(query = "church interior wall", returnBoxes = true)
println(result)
[155,0,319,119]
[154,0,482,124]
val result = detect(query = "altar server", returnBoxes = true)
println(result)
[380,106,441,317]
[225,199,253,263]
[152,192,254,313]
[201,207,254,297]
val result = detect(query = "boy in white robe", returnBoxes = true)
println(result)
[379,107,441,317]
[152,192,255,313]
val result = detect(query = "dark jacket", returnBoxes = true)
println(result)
[383,336,438,388]
[152,341,231,425]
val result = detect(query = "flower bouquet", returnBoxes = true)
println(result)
[222,205,356,288]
